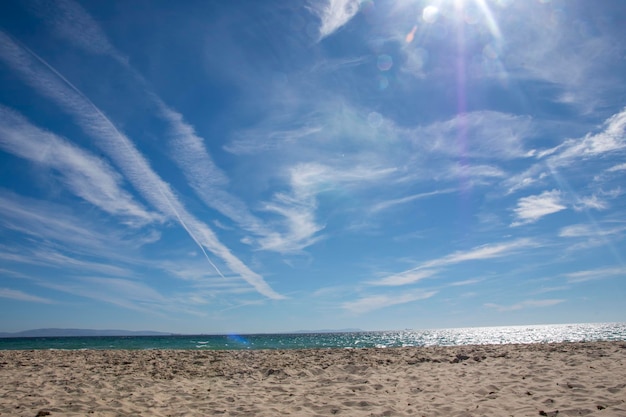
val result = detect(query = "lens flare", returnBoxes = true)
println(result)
[377,54,393,71]
[377,74,389,90]
[367,111,383,128]
[405,25,417,43]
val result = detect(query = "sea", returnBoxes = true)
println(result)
[1,322,625,351]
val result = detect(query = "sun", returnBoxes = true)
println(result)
[417,0,502,41]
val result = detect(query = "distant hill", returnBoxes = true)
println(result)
[0,328,365,338]
[0,328,171,338]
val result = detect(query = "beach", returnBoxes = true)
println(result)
[1,342,625,416]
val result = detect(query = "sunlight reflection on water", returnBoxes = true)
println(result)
[2,323,624,350]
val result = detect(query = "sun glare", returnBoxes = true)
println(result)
[422,5,439,23]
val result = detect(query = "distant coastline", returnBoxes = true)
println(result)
[0,328,364,338]
[0,328,172,338]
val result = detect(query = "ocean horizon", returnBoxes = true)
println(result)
[1,322,625,351]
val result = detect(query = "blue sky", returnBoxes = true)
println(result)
[0,0,625,334]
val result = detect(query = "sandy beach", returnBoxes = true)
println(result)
[1,341,625,416]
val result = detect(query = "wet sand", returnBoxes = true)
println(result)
[1,341,625,416]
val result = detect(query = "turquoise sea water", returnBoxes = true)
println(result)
[1,323,625,351]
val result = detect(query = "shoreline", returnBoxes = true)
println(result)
[2,341,625,416]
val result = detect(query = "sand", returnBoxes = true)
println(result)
[1,342,625,417]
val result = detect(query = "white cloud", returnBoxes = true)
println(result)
[259,162,394,253]
[0,191,109,248]
[307,0,360,40]
[558,224,595,238]
[0,31,283,300]
[0,246,131,277]
[342,290,437,314]
[511,190,566,226]
[496,2,620,111]
[28,0,126,63]
[369,270,437,287]
[557,221,626,252]
[559,223,626,238]
[369,238,536,288]
[225,124,324,155]
[416,111,535,160]
[40,276,168,314]
[157,103,274,241]
[607,163,626,172]
[437,164,506,187]
[484,299,564,312]
[422,238,536,269]
[600,187,623,199]
[22,0,328,254]
[550,108,626,164]
[573,195,607,212]
[0,288,54,304]
[505,108,626,195]
[1,197,160,280]
[24,0,274,244]
[447,278,482,287]
[0,106,160,226]
[463,164,507,179]
[258,164,326,253]
[564,267,626,283]
[504,167,549,195]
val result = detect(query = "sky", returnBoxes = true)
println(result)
[0,0,625,334]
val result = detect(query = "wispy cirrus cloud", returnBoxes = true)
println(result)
[484,299,564,312]
[558,221,626,253]
[224,123,324,156]
[559,223,626,239]
[0,106,159,227]
[0,246,131,277]
[368,270,437,287]
[224,106,529,245]
[27,0,126,63]
[447,278,483,288]
[0,288,54,304]
[40,276,170,314]
[494,2,623,111]
[0,190,107,248]
[547,108,626,165]
[307,0,360,40]
[0,190,161,259]
[369,238,536,287]
[342,289,437,314]
[564,267,626,283]
[22,0,309,254]
[156,102,276,243]
[414,111,535,161]
[226,103,530,206]
[257,163,326,253]
[0,31,283,300]
[259,162,395,253]
[511,190,566,227]
[506,108,626,195]
[421,238,537,269]
[573,194,608,212]
[39,274,228,317]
